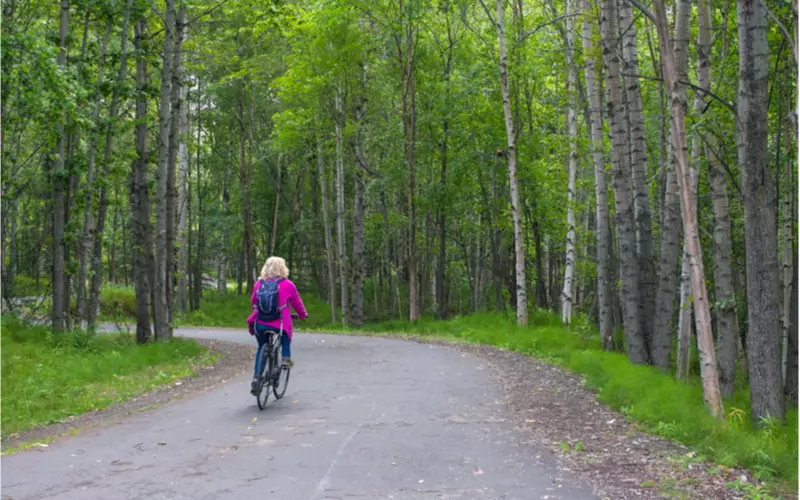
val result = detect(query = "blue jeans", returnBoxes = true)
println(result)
[253,323,291,378]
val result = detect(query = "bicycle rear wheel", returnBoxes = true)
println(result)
[256,351,273,410]
[273,365,290,399]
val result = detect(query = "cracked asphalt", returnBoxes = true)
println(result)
[2,329,597,499]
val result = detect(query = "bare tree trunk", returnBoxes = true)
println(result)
[782,110,795,385]
[582,0,613,349]
[561,0,578,324]
[334,85,350,326]
[51,0,70,332]
[676,243,693,379]
[317,125,337,322]
[88,0,133,327]
[399,1,420,322]
[603,0,646,363]
[738,0,785,423]
[693,0,739,395]
[165,3,185,333]
[351,59,370,328]
[238,84,255,294]
[131,16,153,344]
[786,244,798,405]
[651,0,724,417]
[177,80,191,311]
[352,172,366,327]
[270,154,283,255]
[217,187,229,293]
[153,0,175,341]
[75,18,111,325]
[490,0,528,325]
[382,192,394,320]
[619,0,655,339]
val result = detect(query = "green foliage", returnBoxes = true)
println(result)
[1,316,211,437]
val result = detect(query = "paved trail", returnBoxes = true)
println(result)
[2,329,596,499]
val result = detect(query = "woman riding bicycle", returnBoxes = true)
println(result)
[247,256,307,395]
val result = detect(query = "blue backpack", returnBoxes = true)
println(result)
[256,278,284,321]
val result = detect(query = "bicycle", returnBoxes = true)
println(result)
[253,313,297,410]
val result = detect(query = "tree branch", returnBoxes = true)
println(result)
[760,0,798,65]
[628,0,657,24]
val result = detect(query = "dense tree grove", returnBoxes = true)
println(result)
[2,0,796,423]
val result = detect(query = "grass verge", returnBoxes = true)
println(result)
[1,315,215,438]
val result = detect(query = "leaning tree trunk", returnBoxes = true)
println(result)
[619,0,655,341]
[131,16,154,344]
[738,0,785,423]
[602,0,646,363]
[334,85,350,326]
[316,124,338,323]
[651,0,724,417]
[493,0,528,325]
[561,0,578,324]
[153,0,175,341]
[51,0,70,332]
[88,0,133,328]
[75,19,111,325]
[582,0,613,349]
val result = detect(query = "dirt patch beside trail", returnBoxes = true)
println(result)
[2,339,254,454]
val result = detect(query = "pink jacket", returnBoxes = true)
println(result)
[247,278,307,339]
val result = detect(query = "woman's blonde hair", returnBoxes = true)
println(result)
[261,256,289,280]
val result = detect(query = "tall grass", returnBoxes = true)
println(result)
[1,316,212,437]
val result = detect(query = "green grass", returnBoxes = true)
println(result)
[1,315,214,437]
[91,286,799,489]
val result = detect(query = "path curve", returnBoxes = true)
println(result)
[2,329,597,499]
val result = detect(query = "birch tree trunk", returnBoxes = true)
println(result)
[75,19,111,325]
[177,81,190,311]
[334,85,350,326]
[782,111,795,384]
[738,0,785,422]
[165,3,185,333]
[651,0,724,417]
[400,1,420,322]
[603,0,646,362]
[561,0,578,324]
[582,0,613,349]
[352,60,370,328]
[316,125,337,322]
[619,0,655,339]
[695,0,739,395]
[153,0,175,341]
[88,0,133,327]
[493,0,528,325]
[51,0,70,332]
[131,16,153,344]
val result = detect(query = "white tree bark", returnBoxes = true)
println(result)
[334,85,350,326]
[561,0,578,324]
[492,0,528,325]
[582,0,613,348]
[316,123,338,323]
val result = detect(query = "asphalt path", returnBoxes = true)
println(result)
[2,328,597,499]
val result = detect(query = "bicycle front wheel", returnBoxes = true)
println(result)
[256,352,273,410]
[273,365,290,399]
